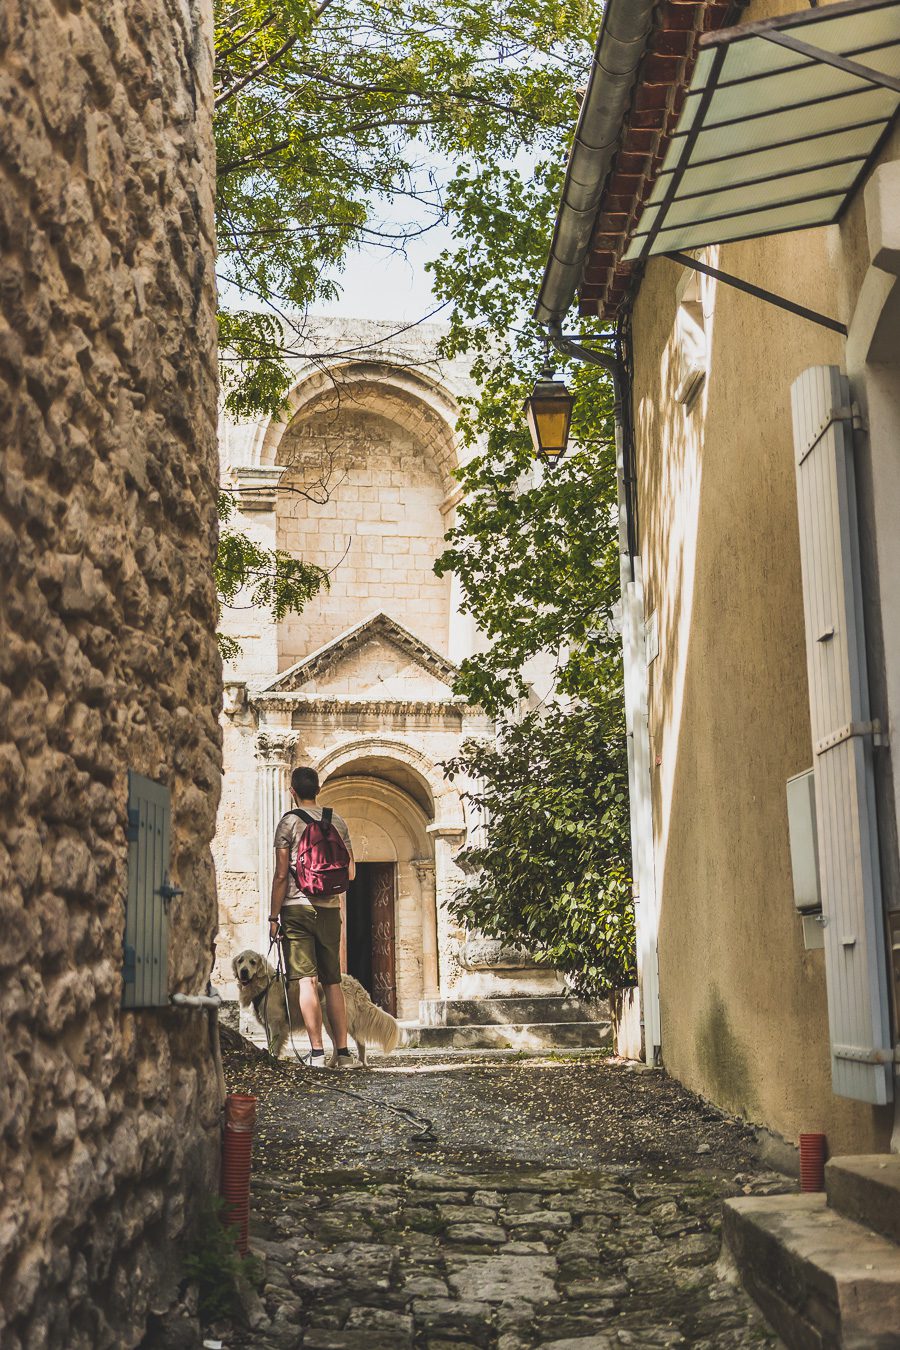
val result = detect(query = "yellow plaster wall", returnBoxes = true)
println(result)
[632,199,893,1149]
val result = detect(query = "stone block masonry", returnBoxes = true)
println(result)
[214,1044,786,1349]
[0,2,221,1347]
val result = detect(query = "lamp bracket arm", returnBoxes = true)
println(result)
[546,322,623,409]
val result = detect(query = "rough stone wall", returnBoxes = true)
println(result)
[0,2,222,1346]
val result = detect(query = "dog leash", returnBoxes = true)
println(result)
[264,933,438,1147]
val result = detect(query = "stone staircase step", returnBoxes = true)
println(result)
[825,1154,900,1247]
[418,996,609,1027]
[408,1021,612,1052]
[722,1192,900,1349]
[387,1045,613,1062]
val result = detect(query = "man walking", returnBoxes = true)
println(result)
[269,765,356,1068]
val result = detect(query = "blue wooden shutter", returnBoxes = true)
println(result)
[123,772,172,1009]
[791,366,893,1105]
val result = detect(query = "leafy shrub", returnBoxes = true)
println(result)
[447,700,635,998]
[184,1196,264,1326]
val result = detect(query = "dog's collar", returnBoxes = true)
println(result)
[251,986,270,1014]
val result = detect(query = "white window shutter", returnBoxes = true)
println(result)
[791,366,893,1105]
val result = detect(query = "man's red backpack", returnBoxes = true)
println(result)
[289,808,351,898]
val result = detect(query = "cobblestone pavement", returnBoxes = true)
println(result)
[210,1044,788,1349]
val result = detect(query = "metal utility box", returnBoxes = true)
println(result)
[123,772,177,1008]
[786,768,821,913]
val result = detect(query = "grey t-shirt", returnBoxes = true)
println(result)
[274,806,353,909]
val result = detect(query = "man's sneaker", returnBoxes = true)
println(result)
[331,1051,360,1071]
[301,1051,328,1070]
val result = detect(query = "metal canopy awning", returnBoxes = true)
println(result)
[623,0,900,264]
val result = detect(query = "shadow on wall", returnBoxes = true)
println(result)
[641,236,891,1149]
[696,985,758,1117]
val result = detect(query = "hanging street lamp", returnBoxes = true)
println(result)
[523,359,575,464]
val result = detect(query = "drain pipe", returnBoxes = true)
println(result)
[170,991,223,1009]
[545,321,661,1066]
[171,988,227,1102]
[535,0,656,327]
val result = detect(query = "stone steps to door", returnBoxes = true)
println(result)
[234,991,612,1056]
[825,1153,900,1246]
[418,995,608,1027]
[723,1155,900,1348]
[407,995,612,1052]
[407,1020,612,1051]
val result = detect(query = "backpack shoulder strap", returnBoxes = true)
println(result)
[289,809,315,825]
[322,806,333,827]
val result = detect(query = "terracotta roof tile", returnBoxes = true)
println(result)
[576,0,744,321]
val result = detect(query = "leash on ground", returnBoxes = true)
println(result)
[261,935,438,1147]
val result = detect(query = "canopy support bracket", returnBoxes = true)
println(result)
[757,30,900,94]
[666,250,848,334]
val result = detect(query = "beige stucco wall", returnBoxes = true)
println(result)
[0,2,222,1344]
[632,106,896,1149]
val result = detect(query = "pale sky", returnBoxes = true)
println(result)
[317,222,454,324]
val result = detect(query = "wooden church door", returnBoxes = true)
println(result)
[370,863,397,1016]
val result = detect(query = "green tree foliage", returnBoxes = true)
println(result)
[213,0,601,416]
[435,399,636,993]
[425,65,634,993]
[445,705,634,995]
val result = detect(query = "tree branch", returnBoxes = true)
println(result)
[214,0,339,108]
[216,10,277,65]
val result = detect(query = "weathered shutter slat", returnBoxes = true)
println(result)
[791,366,893,1105]
[124,772,172,1009]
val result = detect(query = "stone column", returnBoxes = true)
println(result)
[412,859,438,1000]
[427,824,467,998]
[255,730,298,945]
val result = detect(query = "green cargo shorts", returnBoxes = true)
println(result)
[280,905,342,985]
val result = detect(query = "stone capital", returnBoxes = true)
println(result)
[232,464,289,512]
[411,858,436,885]
[255,729,298,766]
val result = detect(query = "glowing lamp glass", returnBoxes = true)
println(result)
[524,373,574,463]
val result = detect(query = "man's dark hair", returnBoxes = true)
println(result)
[291,765,319,799]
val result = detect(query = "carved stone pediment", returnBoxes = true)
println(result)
[258,612,458,702]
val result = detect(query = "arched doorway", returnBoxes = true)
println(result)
[319,771,438,1021]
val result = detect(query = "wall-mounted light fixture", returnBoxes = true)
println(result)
[523,359,574,464]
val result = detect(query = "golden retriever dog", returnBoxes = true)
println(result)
[231,949,405,1065]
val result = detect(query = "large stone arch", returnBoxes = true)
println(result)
[255,359,462,494]
[314,735,465,831]
[266,361,463,668]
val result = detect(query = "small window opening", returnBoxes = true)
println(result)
[674,267,708,407]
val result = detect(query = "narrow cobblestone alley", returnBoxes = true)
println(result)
[209,1042,788,1349]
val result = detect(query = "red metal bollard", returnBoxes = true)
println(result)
[799,1131,827,1193]
[221,1093,257,1254]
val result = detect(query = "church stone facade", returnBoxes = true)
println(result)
[215,319,560,1020]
